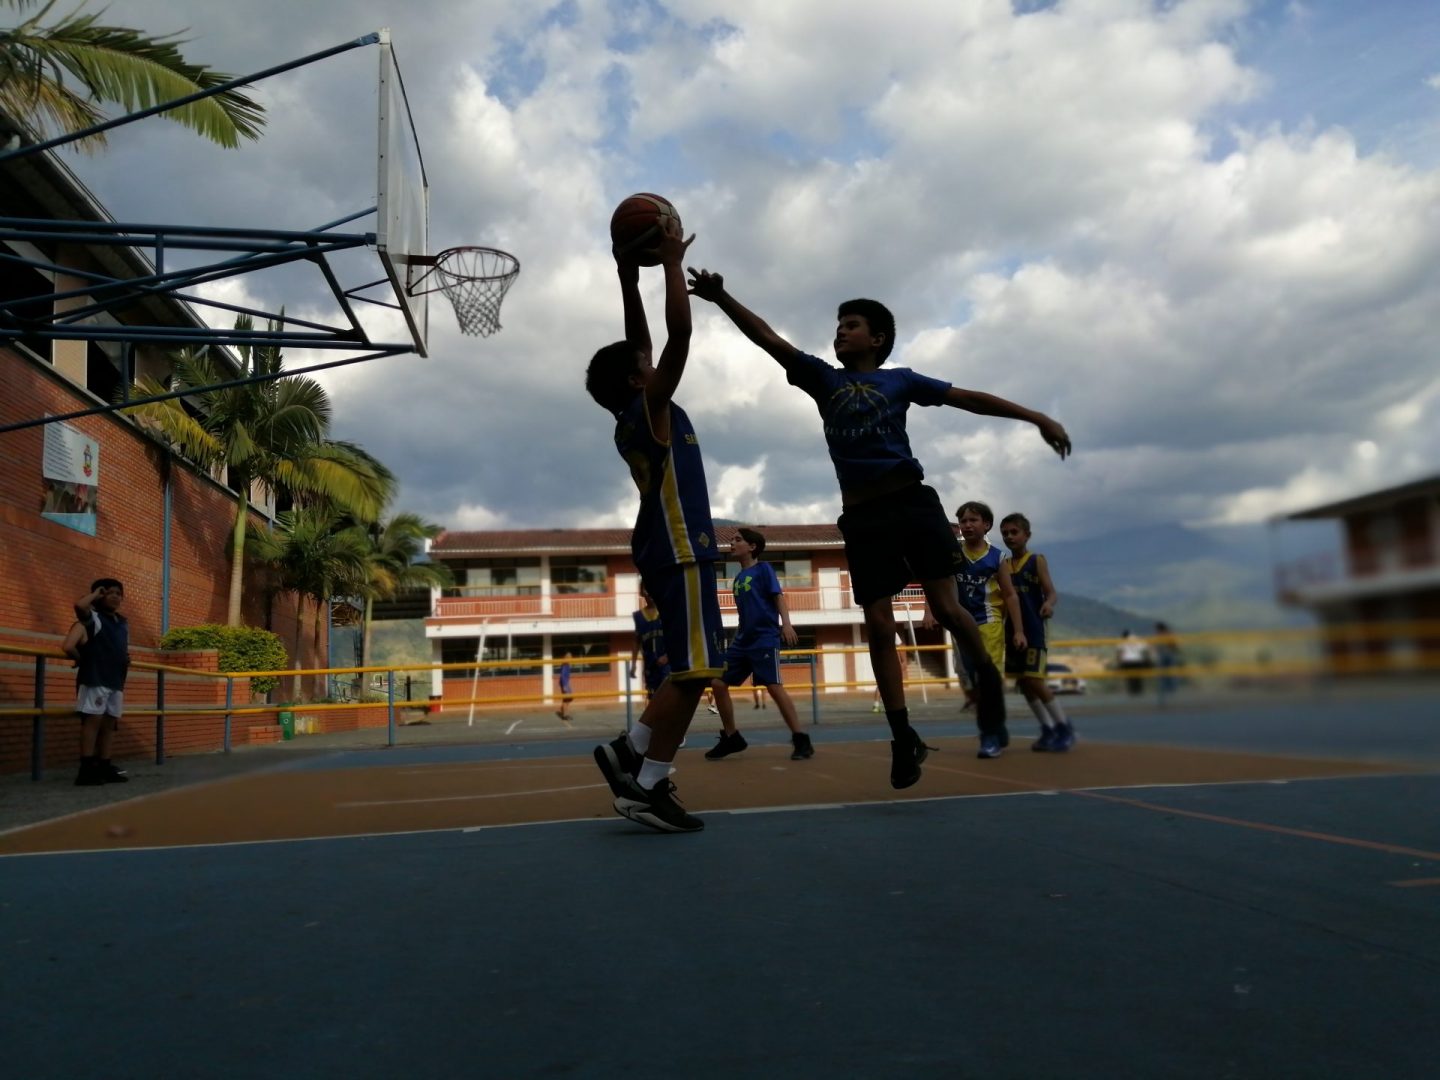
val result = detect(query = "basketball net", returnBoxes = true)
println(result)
[416,246,520,338]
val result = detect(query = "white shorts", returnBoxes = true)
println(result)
[76,686,124,718]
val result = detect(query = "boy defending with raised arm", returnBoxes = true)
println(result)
[586,221,726,834]
[688,269,1070,788]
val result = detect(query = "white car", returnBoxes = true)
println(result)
[1047,662,1087,695]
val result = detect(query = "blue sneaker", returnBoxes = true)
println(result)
[1031,726,1056,752]
[977,734,1003,759]
[1051,723,1076,752]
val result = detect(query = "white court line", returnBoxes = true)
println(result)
[505,718,524,735]
[335,782,607,808]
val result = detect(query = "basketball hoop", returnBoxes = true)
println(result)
[409,246,519,337]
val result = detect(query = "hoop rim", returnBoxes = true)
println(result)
[407,245,519,296]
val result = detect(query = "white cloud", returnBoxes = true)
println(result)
[40,0,1440,618]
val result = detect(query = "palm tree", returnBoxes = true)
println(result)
[1,0,265,151]
[247,506,370,700]
[126,316,393,626]
[357,512,454,669]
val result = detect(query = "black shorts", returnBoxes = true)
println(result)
[837,483,962,606]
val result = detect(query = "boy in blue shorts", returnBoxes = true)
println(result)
[1000,513,1075,751]
[688,268,1070,788]
[586,220,725,834]
[703,527,815,762]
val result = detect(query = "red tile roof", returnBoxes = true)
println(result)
[432,523,846,556]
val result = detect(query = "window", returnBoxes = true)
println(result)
[551,556,608,594]
[449,557,541,595]
[441,635,542,679]
[551,634,611,674]
[720,554,813,590]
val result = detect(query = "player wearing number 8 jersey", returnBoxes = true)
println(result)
[1000,512,1074,752]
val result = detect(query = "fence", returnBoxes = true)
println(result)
[4,620,1439,779]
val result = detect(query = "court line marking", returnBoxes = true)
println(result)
[394,763,596,775]
[335,782,608,808]
[1389,878,1440,888]
[822,746,1440,863]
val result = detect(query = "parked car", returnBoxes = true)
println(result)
[1047,662,1087,695]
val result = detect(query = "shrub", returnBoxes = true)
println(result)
[160,624,289,694]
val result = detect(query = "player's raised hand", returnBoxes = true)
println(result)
[1037,416,1071,460]
[687,267,724,302]
[654,218,694,266]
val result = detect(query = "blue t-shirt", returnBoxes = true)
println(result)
[731,561,783,649]
[614,394,719,574]
[1006,552,1047,650]
[783,352,951,496]
[557,662,572,693]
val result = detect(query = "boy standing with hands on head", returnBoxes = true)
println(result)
[63,579,131,786]
[586,218,725,834]
[687,267,1070,788]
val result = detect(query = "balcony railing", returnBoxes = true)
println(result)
[431,579,933,621]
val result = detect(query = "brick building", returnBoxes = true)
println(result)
[425,526,953,706]
[1,114,325,714]
[1275,474,1440,670]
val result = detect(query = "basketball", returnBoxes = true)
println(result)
[610,193,682,265]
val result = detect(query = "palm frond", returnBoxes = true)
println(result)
[1,7,265,148]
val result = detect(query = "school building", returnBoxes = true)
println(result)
[0,108,324,677]
[424,526,956,706]
[1275,473,1440,670]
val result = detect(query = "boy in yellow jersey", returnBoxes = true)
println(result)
[933,501,1025,758]
[1000,512,1074,751]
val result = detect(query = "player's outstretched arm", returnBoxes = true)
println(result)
[645,223,697,421]
[944,387,1072,460]
[616,254,651,359]
[687,268,802,367]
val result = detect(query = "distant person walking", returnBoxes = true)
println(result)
[1116,630,1151,696]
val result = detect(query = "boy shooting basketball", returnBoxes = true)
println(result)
[586,219,724,833]
[687,269,1070,787]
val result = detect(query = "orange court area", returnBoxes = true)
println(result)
[0,737,1411,856]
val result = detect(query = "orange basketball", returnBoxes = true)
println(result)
[610,193,682,265]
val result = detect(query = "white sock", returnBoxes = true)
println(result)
[637,756,673,790]
[1044,699,1069,728]
[1028,697,1054,729]
[628,723,652,755]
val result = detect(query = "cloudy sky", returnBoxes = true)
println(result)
[53,0,1440,623]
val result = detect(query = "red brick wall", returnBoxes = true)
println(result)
[0,347,326,674]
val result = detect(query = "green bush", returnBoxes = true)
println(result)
[160,624,289,694]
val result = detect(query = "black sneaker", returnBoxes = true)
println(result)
[100,760,130,783]
[704,731,748,760]
[593,736,646,802]
[617,778,704,833]
[889,729,931,790]
[74,758,104,787]
[790,732,815,761]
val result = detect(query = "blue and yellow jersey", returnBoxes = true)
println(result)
[1005,551,1047,650]
[615,394,719,574]
[633,606,668,674]
[955,543,1004,625]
